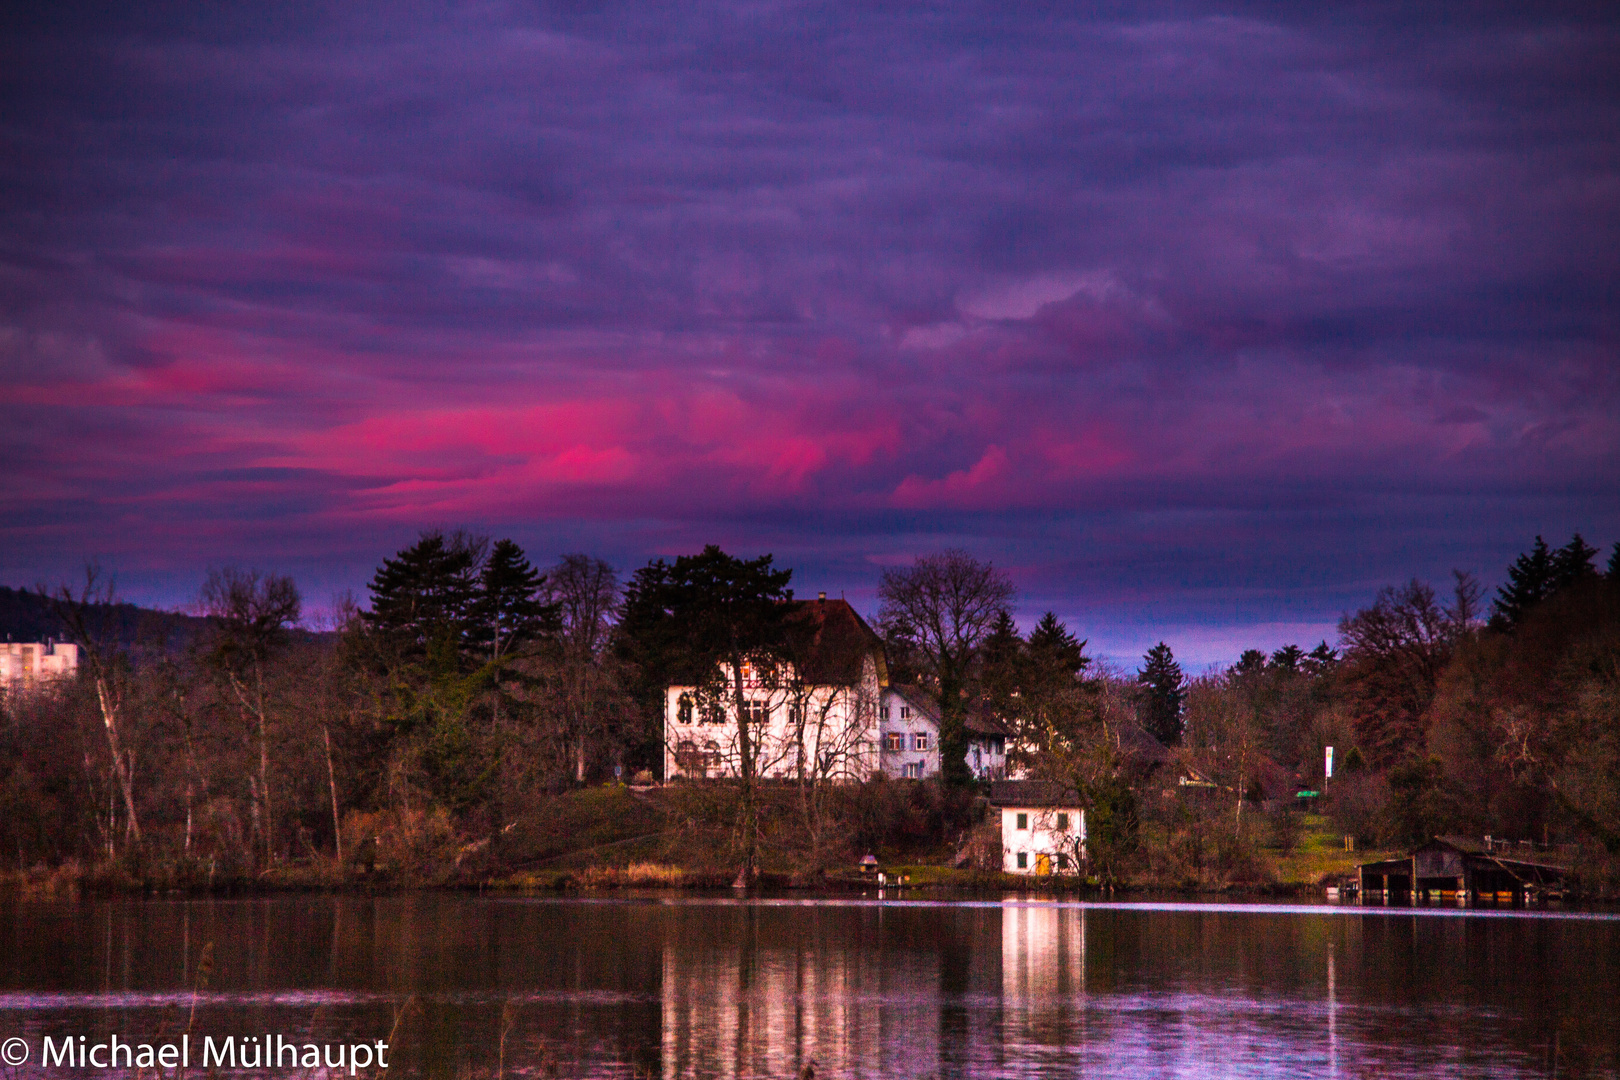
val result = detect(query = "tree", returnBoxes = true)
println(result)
[1494,536,1553,629]
[364,531,484,667]
[1136,642,1185,746]
[877,550,1016,786]
[1492,535,1597,631]
[1550,534,1600,593]
[200,567,302,866]
[472,539,554,665]
[40,565,145,850]
[617,545,794,879]
[1608,541,1620,580]
[1337,579,1456,768]
[546,554,624,783]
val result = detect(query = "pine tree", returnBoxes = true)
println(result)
[1609,541,1620,580]
[1270,643,1304,672]
[979,610,1024,708]
[1303,641,1338,679]
[1492,536,1553,629]
[473,539,556,663]
[1549,533,1600,592]
[1136,642,1185,746]
[364,531,483,662]
[1025,611,1087,679]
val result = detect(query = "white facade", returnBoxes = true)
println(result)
[1000,804,1085,875]
[878,687,939,779]
[0,641,78,691]
[665,656,883,782]
[967,725,1008,780]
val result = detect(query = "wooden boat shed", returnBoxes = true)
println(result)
[1357,836,1568,903]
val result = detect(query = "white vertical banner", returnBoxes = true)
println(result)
[1325,745,1334,779]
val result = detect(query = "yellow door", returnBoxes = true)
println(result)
[1035,853,1052,876]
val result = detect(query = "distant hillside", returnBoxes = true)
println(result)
[0,584,213,653]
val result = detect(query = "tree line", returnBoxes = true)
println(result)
[1,532,1615,887]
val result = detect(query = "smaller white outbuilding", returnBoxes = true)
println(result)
[990,781,1086,875]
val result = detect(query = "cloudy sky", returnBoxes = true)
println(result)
[3,1,1617,665]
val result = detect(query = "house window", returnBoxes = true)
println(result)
[1056,853,1069,870]
[1016,813,1028,831]
[676,694,693,725]
[900,705,911,720]
[904,762,922,779]
[743,700,768,725]
[1055,813,1069,832]
[886,733,904,752]
[973,747,983,766]
[913,733,929,752]
[788,702,805,725]
[1016,852,1028,869]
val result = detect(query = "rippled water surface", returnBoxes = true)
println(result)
[1,894,1618,1077]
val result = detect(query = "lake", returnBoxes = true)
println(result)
[1,894,1617,1077]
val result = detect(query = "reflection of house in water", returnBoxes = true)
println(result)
[1001,904,1086,1040]
[655,905,1091,1078]
[659,918,945,1079]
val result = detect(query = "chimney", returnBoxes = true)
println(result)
[818,592,826,601]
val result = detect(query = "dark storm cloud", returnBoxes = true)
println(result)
[2,0,1618,662]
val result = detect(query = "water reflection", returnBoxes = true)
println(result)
[0,896,1616,1077]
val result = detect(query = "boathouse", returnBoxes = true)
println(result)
[1357,836,1567,903]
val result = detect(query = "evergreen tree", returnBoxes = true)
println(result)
[364,531,483,663]
[978,610,1024,710]
[1025,611,1087,680]
[1232,649,1268,679]
[1136,642,1185,746]
[472,539,556,663]
[1549,533,1600,592]
[1492,536,1553,629]
[1609,541,1620,580]
[1303,641,1338,679]
[1270,643,1304,672]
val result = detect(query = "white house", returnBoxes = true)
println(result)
[664,598,887,782]
[879,685,939,778]
[991,780,1086,875]
[0,640,78,691]
[965,711,1010,781]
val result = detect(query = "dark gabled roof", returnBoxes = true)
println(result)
[988,780,1082,809]
[1115,720,1170,765]
[887,684,941,721]
[782,598,887,686]
[1428,835,1487,855]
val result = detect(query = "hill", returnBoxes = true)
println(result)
[0,584,212,652]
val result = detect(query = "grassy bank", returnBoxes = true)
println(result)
[7,789,1605,900]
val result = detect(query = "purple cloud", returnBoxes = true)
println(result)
[2,1,1617,664]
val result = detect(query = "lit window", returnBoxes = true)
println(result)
[913,733,929,751]
[886,733,904,752]
[1016,852,1028,869]
[1016,813,1028,830]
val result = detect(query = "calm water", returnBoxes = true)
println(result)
[1,893,1617,1077]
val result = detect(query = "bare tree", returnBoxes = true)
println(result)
[878,550,1015,785]
[40,565,143,848]
[547,554,621,782]
[199,567,301,867]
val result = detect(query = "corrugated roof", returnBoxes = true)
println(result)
[988,779,1082,808]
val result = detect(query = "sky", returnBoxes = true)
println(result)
[2,1,1618,667]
